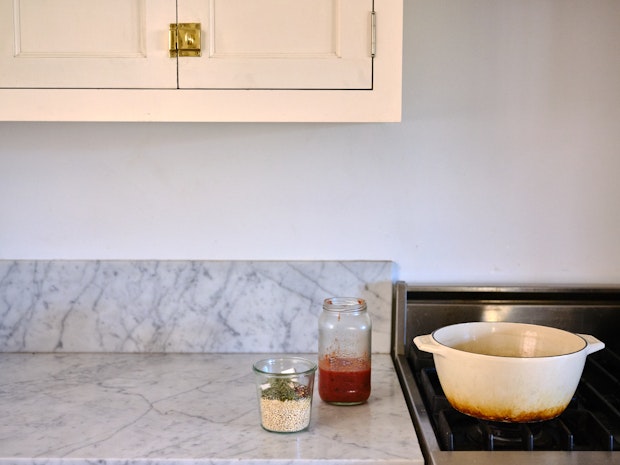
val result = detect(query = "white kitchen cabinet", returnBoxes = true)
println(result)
[0,0,176,88]
[0,0,402,121]
[179,0,373,90]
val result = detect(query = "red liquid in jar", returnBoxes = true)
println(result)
[318,356,371,404]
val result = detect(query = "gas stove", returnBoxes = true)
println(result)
[391,282,620,465]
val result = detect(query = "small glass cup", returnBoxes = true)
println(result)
[253,357,317,433]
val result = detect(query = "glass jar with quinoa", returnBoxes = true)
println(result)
[253,357,317,432]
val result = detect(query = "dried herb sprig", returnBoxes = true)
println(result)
[262,377,309,401]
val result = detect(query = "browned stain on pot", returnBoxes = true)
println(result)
[449,398,568,423]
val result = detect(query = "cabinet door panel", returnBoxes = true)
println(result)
[178,0,373,89]
[0,0,176,88]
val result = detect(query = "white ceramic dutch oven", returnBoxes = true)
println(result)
[413,322,605,423]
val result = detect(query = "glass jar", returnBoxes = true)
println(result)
[318,297,371,405]
[253,357,317,433]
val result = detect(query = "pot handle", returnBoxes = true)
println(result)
[577,333,605,355]
[413,334,447,356]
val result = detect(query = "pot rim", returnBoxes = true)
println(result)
[431,321,588,359]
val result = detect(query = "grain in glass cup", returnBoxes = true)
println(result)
[253,357,317,433]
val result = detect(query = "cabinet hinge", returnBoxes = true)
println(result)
[169,23,201,57]
[370,11,376,57]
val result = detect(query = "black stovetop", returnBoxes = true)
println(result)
[392,283,620,465]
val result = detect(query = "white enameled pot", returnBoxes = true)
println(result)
[413,322,605,423]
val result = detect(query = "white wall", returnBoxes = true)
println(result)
[1,0,619,284]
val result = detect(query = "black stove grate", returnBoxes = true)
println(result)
[412,350,620,452]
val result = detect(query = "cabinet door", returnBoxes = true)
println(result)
[0,0,176,88]
[178,0,373,89]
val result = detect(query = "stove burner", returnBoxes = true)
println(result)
[466,420,554,451]
[419,364,619,452]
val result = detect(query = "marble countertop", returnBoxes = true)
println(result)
[0,352,423,465]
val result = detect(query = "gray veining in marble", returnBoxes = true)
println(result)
[0,352,423,465]
[0,260,393,353]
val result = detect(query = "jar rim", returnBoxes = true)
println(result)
[252,357,317,376]
[323,297,367,312]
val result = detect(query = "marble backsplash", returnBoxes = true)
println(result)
[0,260,394,353]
